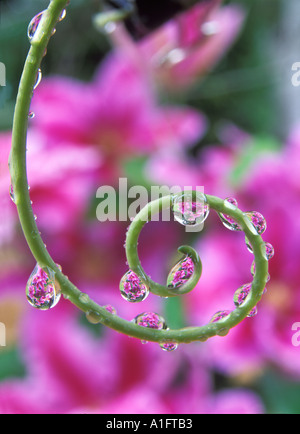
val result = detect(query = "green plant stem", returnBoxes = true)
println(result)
[9,0,269,345]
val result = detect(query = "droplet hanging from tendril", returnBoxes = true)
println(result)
[34,69,42,90]
[134,312,167,330]
[218,197,242,231]
[28,111,35,120]
[159,341,178,352]
[86,310,102,324]
[134,312,167,345]
[233,283,258,318]
[27,11,45,41]
[167,256,194,289]
[120,270,149,302]
[172,192,210,227]
[26,264,61,310]
[264,242,275,260]
[245,211,267,235]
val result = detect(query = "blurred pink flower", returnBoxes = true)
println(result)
[31,53,206,168]
[109,2,245,91]
[148,124,300,379]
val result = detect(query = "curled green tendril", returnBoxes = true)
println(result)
[9,0,270,345]
[125,194,202,297]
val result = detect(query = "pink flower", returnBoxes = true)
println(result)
[109,2,245,91]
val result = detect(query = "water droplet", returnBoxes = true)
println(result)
[120,270,149,303]
[34,69,42,90]
[218,197,242,231]
[172,192,209,227]
[217,328,230,337]
[167,256,194,289]
[245,236,253,253]
[265,242,275,260]
[103,304,117,315]
[245,211,267,235]
[26,264,61,310]
[9,184,15,203]
[247,306,258,318]
[160,341,178,352]
[58,9,67,22]
[86,310,102,324]
[79,293,90,304]
[134,312,167,330]
[28,111,35,120]
[27,11,45,41]
[209,310,231,323]
[233,283,257,318]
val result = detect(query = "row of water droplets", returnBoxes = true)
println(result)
[10,10,67,204]
[117,192,208,351]
[26,8,67,119]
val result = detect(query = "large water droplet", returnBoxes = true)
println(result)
[233,283,257,318]
[159,341,178,352]
[209,310,231,323]
[120,270,149,302]
[28,111,35,120]
[245,211,267,235]
[28,11,45,41]
[172,192,209,227]
[134,312,167,330]
[34,69,42,90]
[218,197,242,231]
[167,256,194,289]
[26,264,61,310]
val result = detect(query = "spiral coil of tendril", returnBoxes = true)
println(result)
[9,0,273,351]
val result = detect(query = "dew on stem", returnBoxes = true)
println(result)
[27,11,45,41]
[218,197,242,231]
[120,270,149,302]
